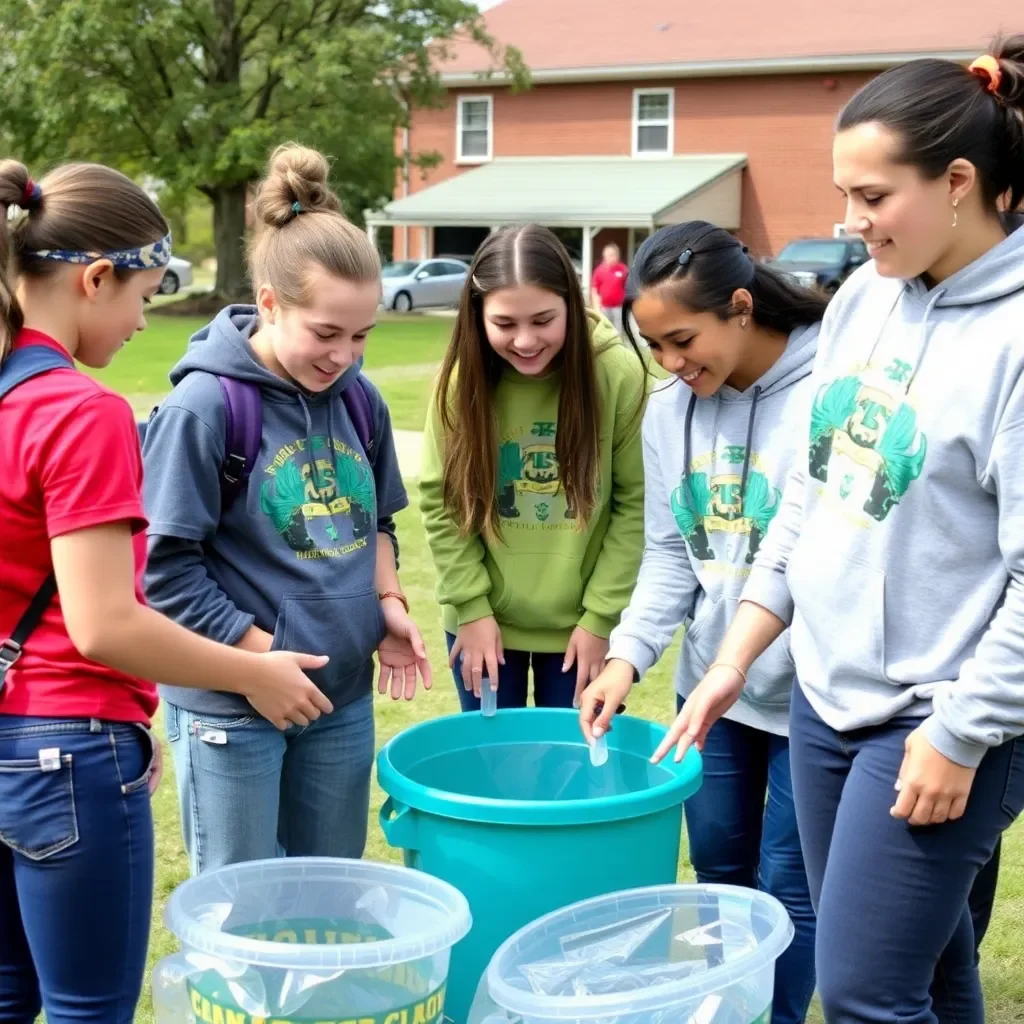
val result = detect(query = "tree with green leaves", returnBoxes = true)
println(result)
[0,0,525,298]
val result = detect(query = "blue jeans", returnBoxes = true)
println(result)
[165,693,374,875]
[0,715,155,1024]
[789,682,1024,1023]
[445,633,578,711]
[678,694,816,1024]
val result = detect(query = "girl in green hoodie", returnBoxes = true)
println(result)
[420,225,646,710]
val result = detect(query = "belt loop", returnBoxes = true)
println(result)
[89,718,103,734]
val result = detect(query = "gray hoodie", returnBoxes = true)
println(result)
[744,217,1024,767]
[142,306,408,716]
[607,323,819,734]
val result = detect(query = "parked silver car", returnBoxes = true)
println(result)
[159,256,194,295]
[381,258,469,312]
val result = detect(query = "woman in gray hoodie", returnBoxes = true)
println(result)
[651,38,1024,1022]
[580,221,828,1024]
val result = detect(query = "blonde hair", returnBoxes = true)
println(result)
[0,160,168,363]
[247,143,380,306]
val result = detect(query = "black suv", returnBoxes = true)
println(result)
[768,237,869,295]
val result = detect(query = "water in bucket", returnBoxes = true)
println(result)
[470,884,793,1024]
[151,857,471,1023]
[377,709,702,1023]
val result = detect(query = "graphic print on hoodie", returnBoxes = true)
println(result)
[744,217,1024,768]
[142,306,408,717]
[607,323,819,735]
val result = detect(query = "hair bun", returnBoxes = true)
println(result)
[990,34,1024,106]
[254,143,343,228]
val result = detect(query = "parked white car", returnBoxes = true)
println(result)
[160,256,194,295]
[380,258,469,312]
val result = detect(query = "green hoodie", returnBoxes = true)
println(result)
[420,312,647,651]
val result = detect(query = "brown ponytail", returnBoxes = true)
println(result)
[0,159,168,365]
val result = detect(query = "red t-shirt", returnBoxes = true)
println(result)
[0,330,158,725]
[592,261,629,308]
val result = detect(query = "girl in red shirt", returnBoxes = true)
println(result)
[0,159,332,1023]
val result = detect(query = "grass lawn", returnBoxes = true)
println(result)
[88,309,452,431]
[91,306,1024,1022]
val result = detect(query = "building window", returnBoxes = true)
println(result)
[457,95,493,164]
[633,89,673,157]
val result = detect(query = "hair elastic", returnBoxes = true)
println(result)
[21,179,42,209]
[968,55,1003,95]
[290,201,303,217]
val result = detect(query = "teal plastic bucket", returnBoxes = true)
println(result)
[376,709,703,1024]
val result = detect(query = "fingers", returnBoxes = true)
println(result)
[929,797,953,826]
[420,655,433,692]
[484,646,500,698]
[949,794,969,821]
[408,624,427,661]
[578,685,601,743]
[403,662,417,701]
[286,710,311,729]
[651,709,693,765]
[563,638,577,674]
[377,658,391,696]
[309,688,334,715]
[449,637,463,669]
[497,631,505,666]
[592,696,618,740]
[294,653,329,670]
[890,780,918,821]
[392,660,406,701]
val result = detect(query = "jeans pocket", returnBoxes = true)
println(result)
[0,753,79,860]
[164,705,181,744]
[115,725,157,796]
[1000,738,1024,820]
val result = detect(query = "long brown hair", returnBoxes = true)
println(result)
[0,160,168,364]
[436,224,601,539]
[248,143,380,302]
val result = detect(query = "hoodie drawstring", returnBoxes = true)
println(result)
[298,392,343,503]
[739,386,762,516]
[864,286,945,398]
[681,384,762,518]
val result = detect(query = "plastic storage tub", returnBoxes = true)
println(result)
[151,857,471,1023]
[377,709,703,1023]
[471,883,794,1024]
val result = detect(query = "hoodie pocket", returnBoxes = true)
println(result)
[787,522,887,683]
[271,589,387,692]
[494,555,585,632]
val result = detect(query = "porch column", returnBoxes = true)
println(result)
[582,225,594,302]
[367,222,378,250]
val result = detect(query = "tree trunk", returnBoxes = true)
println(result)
[212,183,250,301]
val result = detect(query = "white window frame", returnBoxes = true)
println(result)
[833,223,852,238]
[632,88,674,158]
[456,94,493,165]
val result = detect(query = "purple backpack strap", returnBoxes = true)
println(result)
[216,376,262,511]
[342,374,376,464]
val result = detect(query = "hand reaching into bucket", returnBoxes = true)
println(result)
[579,658,633,743]
[450,616,504,698]
[650,663,746,764]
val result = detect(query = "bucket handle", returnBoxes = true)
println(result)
[379,796,418,851]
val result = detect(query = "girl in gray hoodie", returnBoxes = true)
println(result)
[651,38,1024,1022]
[580,221,828,1024]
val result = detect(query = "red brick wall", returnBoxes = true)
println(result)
[402,71,874,258]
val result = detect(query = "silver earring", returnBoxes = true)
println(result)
[741,317,749,328]
[952,197,959,229]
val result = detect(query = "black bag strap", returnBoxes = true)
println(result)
[0,344,75,684]
[0,574,57,680]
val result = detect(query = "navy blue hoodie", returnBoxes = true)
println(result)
[142,306,408,715]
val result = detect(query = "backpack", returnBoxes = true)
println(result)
[139,372,377,511]
[0,346,376,683]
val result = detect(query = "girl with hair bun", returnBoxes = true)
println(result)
[0,158,329,1020]
[653,36,1024,1020]
[580,220,826,1024]
[143,143,430,874]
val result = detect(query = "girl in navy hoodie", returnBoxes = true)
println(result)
[143,144,431,874]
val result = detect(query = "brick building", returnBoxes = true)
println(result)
[367,0,1019,288]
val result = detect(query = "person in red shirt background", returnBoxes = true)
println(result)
[0,159,333,1024]
[590,242,629,334]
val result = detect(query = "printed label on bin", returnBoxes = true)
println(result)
[184,918,447,1024]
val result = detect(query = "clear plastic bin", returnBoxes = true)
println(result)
[469,884,793,1024]
[152,857,471,1023]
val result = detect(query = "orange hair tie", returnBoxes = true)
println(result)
[969,54,1003,95]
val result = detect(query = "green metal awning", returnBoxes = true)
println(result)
[366,154,747,229]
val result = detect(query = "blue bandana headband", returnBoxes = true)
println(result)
[26,232,173,271]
